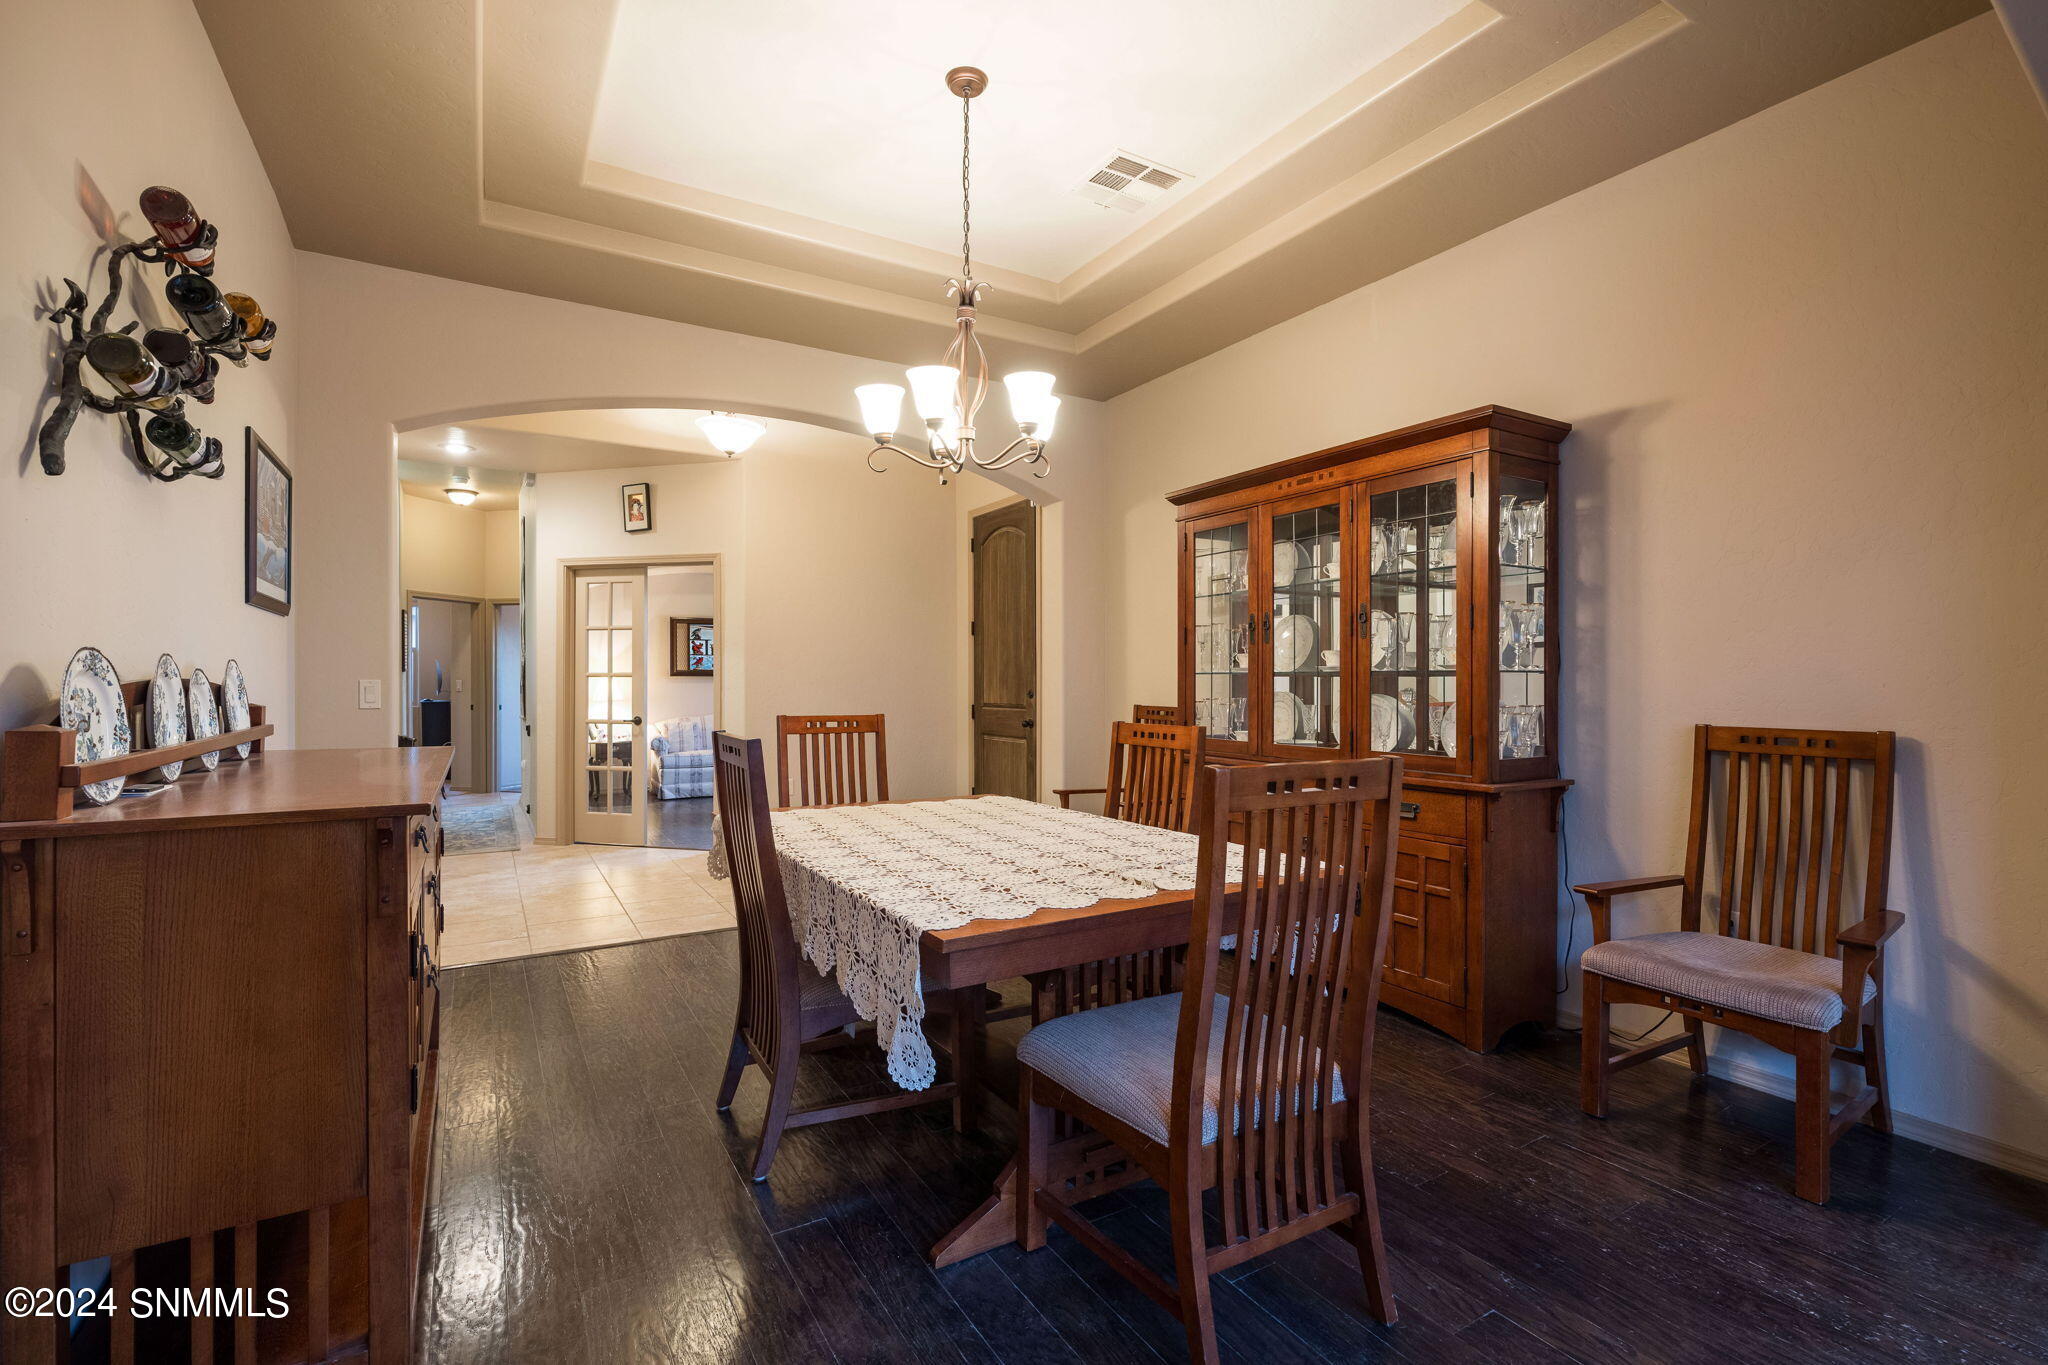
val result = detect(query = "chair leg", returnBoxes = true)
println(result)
[715,1029,749,1111]
[1580,970,1610,1119]
[950,987,984,1135]
[1793,1030,1833,1204]
[1340,1108,1397,1325]
[1863,993,1892,1134]
[1682,1016,1708,1076]
[750,1053,797,1183]
[1017,1070,1051,1253]
[1168,1182,1220,1365]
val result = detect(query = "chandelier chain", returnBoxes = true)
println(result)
[960,93,972,283]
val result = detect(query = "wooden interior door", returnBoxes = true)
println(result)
[971,500,1037,799]
[571,569,647,845]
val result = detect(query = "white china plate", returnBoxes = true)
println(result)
[1434,703,1458,757]
[1272,541,1303,587]
[60,647,130,805]
[1272,614,1317,673]
[1273,692,1306,744]
[188,667,223,771]
[148,653,188,782]
[1370,693,1415,751]
[223,659,252,758]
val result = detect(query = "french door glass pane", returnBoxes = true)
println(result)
[1498,474,1548,759]
[1191,521,1252,742]
[1368,478,1458,755]
[1269,504,1342,748]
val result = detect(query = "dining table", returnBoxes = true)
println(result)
[708,792,1243,1266]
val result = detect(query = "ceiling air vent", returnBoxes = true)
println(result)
[1076,150,1192,213]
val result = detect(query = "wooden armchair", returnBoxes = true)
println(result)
[713,733,976,1178]
[775,713,887,808]
[1052,720,1205,831]
[1577,725,1900,1203]
[1016,758,1404,1362]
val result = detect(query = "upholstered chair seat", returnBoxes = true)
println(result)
[1581,931,1877,1031]
[1016,990,1348,1145]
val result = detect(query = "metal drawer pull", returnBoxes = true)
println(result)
[1400,802,1420,819]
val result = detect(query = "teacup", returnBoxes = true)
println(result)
[1320,650,1340,668]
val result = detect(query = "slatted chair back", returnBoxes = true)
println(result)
[715,733,803,1069]
[1133,703,1184,724]
[1103,720,1205,832]
[1681,726,1895,958]
[776,713,889,808]
[1179,757,1402,1251]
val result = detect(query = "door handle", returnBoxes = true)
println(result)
[630,716,644,726]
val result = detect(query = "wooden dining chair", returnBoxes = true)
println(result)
[775,713,888,808]
[1577,725,1900,1203]
[1052,719,1205,831]
[713,732,974,1179]
[1016,757,1404,1362]
[1132,703,1183,724]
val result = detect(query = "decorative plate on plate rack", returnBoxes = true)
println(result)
[1272,614,1317,672]
[59,647,130,805]
[188,667,223,771]
[148,653,188,782]
[1369,693,1415,752]
[1273,692,1307,745]
[223,659,253,758]
[1272,541,1303,587]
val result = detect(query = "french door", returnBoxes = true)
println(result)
[572,569,647,845]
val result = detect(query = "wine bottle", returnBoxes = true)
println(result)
[138,186,215,273]
[85,333,177,409]
[222,292,276,357]
[142,328,219,403]
[144,414,204,461]
[164,273,238,345]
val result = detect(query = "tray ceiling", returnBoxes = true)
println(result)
[196,0,1984,399]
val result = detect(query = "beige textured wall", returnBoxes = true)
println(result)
[482,509,520,599]
[293,253,1107,805]
[399,493,485,599]
[1098,15,2048,1166]
[1,0,297,737]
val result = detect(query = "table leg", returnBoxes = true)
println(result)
[928,1132,1151,1266]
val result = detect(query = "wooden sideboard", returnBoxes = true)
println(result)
[0,746,449,1363]
[1168,405,1571,1051]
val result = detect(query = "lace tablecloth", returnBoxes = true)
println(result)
[707,796,1244,1089]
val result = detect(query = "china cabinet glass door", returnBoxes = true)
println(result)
[1267,496,1346,755]
[1495,471,1550,766]
[1189,514,1255,749]
[1365,468,1467,769]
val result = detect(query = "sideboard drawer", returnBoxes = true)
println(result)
[1395,787,1467,842]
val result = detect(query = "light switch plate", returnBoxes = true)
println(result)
[358,679,382,709]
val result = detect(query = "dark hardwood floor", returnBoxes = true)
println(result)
[418,933,2048,1364]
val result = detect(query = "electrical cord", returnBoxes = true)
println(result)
[1555,785,1676,1044]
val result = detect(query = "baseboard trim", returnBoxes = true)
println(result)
[1555,1009,2048,1184]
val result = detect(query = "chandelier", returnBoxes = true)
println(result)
[853,67,1058,485]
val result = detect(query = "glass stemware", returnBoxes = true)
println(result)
[1429,613,1456,670]
[1501,601,1542,669]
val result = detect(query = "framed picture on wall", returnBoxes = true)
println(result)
[671,617,714,676]
[244,429,292,615]
[622,481,653,533]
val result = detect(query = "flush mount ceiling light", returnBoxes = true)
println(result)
[695,411,766,457]
[439,429,477,455]
[443,468,479,506]
[852,67,1057,486]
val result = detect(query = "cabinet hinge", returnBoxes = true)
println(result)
[409,1065,421,1114]
[970,621,977,636]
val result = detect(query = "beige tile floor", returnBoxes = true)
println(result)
[439,825,734,968]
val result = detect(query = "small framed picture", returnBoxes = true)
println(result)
[671,618,714,676]
[622,481,653,533]
[245,429,292,615]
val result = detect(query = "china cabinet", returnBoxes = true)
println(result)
[1170,405,1570,1050]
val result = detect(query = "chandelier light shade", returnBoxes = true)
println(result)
[444,469,479,506]
[696,411,767,457]
[855,67,1057,485]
